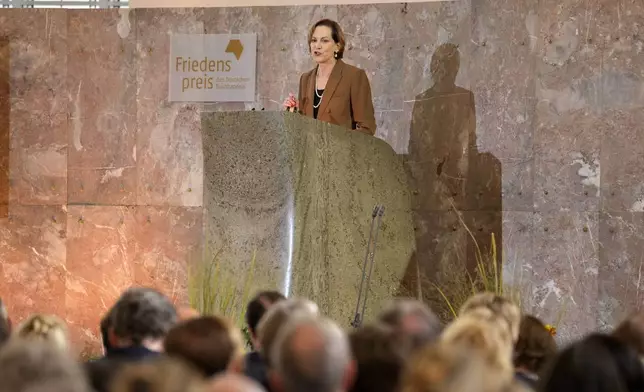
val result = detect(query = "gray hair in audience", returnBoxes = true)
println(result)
[0,340,89,392]
[209,373,267,392]
[271,316,351,392]
[257,298,319,365]
[377,298,442,347]
[110,287,178,343]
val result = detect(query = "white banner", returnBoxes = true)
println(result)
[169,34,257,102]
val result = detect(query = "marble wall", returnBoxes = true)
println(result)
[0,0,643,353]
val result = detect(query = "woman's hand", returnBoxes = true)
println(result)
[283,93,298,112]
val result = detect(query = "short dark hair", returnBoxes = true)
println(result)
[245,290,286,337]
[165,316,243,377]
[349,324,411,392]
[613,311,644,356]
[514,315,557,373]
[110,287,177,344]
[308,19,346,60]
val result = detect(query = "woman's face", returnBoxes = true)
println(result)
[310,25,339,65]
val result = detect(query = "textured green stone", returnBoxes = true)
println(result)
[202,111,415,326]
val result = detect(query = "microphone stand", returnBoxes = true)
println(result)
[351,204,385,329]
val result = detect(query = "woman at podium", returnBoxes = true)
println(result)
[288,19,377,136]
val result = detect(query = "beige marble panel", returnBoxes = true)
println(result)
[0,35,8,217]
[67,11,137,205]
[533,0,609,214]
[470,0,537,160]
[0,11,68,206]
[501,211,534,299]
[601,108,644,212]
[598,211,644,331]
[498,157,534,212]
[0,205,67,326]
[130,206,203,306]
[65,205,136,354]
[136,9,204,207]
[529,211,599,341]
[64,204,201,355]
[533,111,605,212]
[601,0,644,110]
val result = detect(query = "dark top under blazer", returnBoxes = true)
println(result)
[298,60,377,136]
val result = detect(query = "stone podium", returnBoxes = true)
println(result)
[202,111,415,326]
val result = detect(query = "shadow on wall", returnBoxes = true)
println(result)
[0,36,8,218]
[398,43,503,318]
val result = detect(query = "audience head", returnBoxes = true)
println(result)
[165,315,244,377]
[349,323,411,392]
[245,290,286,347]
[111,357,205,392]
[0,340,89,392]
[257,298,319,366]
[15,313,69,351]
[459,292,521,343]
[270,316,353,392]
[539,333,644,392]
[400,342,501,392]
[440,313,514,384]
[377,298,442,349]
[109,287,178,351]
[613,310,644,357]
[209,374,266,392]
[514,315,557,374]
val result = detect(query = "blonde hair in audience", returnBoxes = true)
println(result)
[111,357,206,392]
[0,340,88,392]
[15,314,69,351]
[400,342,502,392]
[459,292,521,343]
[440,314,514,386]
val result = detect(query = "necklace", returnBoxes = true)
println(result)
[314,75,324,108]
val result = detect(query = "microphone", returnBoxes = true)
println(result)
[351,204,385,329]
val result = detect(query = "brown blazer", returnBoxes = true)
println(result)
[298,60,377,136]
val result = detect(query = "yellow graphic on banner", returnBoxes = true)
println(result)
[225,39,244,60]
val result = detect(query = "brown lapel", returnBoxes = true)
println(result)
[305,68,316,117]
[317,60,344,117]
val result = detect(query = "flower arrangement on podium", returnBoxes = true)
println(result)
[283,93,298,113]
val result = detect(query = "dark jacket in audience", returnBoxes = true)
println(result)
[539,334,644,392]
[85,345,161,392]
[244,351,271,392]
